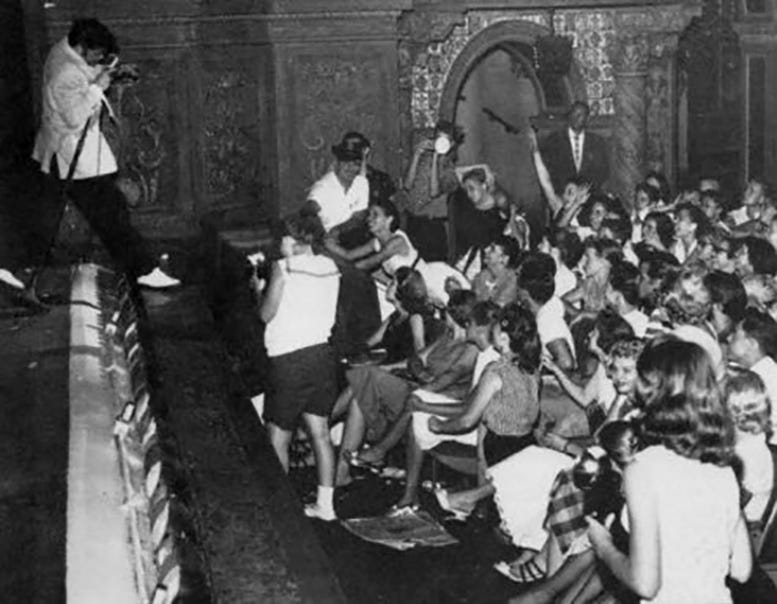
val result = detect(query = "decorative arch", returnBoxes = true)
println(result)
[438,19,587,123]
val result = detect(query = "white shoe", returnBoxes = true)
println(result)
[137,267,180,289]
[304,503,337,522]
[0,269,25,290]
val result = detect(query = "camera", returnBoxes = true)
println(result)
[111,63,140,85]
[433,133,452,155]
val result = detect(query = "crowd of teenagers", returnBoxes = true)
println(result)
[251,109,777,603]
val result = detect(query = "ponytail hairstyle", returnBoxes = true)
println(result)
[496,302,541,374]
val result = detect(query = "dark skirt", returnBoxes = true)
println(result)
[484,430,536,467]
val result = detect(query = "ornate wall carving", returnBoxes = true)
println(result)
[276,47,399,209]
[110,58,180,213]
[201,65,263,206]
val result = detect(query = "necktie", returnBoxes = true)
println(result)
[573,133,582,173]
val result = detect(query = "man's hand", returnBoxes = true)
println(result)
[95,69,112,91]
[428,415,444,433]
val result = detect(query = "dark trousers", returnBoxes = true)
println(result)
[36,163,153,278]
[406,214,448,262]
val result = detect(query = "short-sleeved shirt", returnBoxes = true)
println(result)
[472,269,518,307]
[308,170,369,232]
[536,296,575,360]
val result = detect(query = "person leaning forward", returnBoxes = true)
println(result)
[31,18,179,289]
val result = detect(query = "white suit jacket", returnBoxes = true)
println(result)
[32,37,117,180]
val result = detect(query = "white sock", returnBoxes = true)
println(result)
[317,485,334,512]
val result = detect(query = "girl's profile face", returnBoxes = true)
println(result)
[612,430,638,466]
[464,178,486,205]
[367,205,390,234]
[635,190,651,211]
[641,218,658,243]
[590,202,607,230]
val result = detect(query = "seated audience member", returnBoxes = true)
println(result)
[672,202,710,265]
[700,189,731,233]
[601,214,639,266]
[564,193,612,240]
[728,308,777,445]
[471,235,520,306]
[634,210,675,255]
[518,253,575,371]
[704,270,748,344]
[646,170,673,207]
[453,165,511,278]
[528,128,591,225]
[333,290,478,485]
[498,420,639,592]
[606,259,648,338]
[728,178,768,229]
[636,249,680,314]
[542,333,641,457]
[699,175,721,193]
[306,134,369,240]
[726,371,774,525]
[706,230,738,274]
[329,199,412,281]
[396,302,541,513]
[742,273,777,322]
[562,237,622,318]
[542,229,583,300]
[252,213,341,520]
[630,181,661,243]
[587,340,752,604]
[361,267,443,365]
[401,120,461,261]
[731,236,777,278]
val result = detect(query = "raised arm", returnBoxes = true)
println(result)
[543,352,598,408]
[529,129,563,216]
[354,234,409,271]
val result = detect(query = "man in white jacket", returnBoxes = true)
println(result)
[32,18,178,289]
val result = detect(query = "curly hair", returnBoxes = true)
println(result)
[637,339,735,466]
[496,302,541,374]
[394,267,430,316]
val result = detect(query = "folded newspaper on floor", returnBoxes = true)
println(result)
[341,508,458,550]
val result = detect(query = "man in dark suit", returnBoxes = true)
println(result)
[540,101,609,194]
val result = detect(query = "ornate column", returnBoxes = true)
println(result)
[645,33,679,178]
[610,33,649,207]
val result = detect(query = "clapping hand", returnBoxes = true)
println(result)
[586,513,616,555]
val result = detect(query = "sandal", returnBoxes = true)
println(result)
[493,558,547,584]
[385,503,420,517]
[434,489,472,522]
[348,451,385,473]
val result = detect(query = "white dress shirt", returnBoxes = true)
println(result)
[567,128,585,173]
[307,171,369,232]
